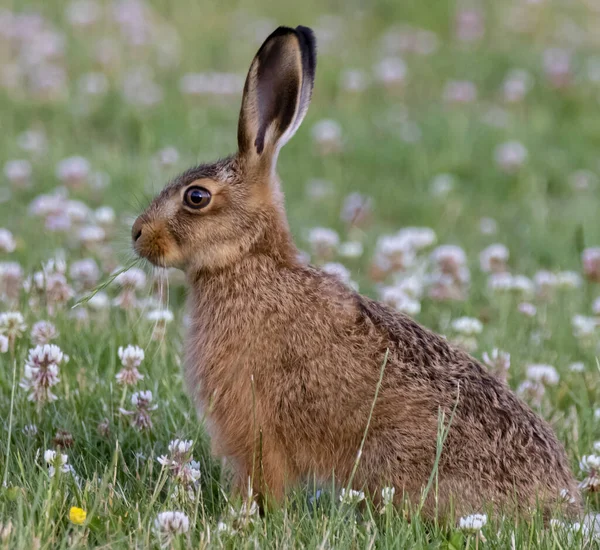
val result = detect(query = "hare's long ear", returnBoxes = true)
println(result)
[237,25,316,168]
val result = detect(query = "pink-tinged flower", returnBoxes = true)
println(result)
[122,66,163,108]
[17,129,47,155]
[77,72,109,96]
[146,309,174,341]
[77,225,105,246]
[518,302,537,317]
[3,159,32,187]
[0,262,23,304]
[306,227,339,260]
[20,344,64,404]
[543,48,571,89]
[502,69,533,103]
[373,57,407,88]
[339,69,369,93]
[0,311,26,345]
[179,72,244,97]
[526,364,559,385]
[517,380,545,406]
[479,217,498,235]
[69,259,100,291]
[113,267,147,310]
[65,0,101,28]
[120,390,157,430]
[479,244,509,273]
[0,335,8,353]
[494,141,528,173]
[153,511,190,547]
[340,192,373,228]
[579,455,600,492]
[482,349,510,380]
[154,147,180,168]
[0,229,16,253]
[116,345,145,385]
[569,170,597,192]
[455,9,485,42]
[380,286,421,315]
[31,321,58,345]
[583,248,600,282]
[55,156,90,187]
[157,439,201,496]
[442,80,477,104]
[311,119,343,154]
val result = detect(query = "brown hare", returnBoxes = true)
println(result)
[132,25,580,519]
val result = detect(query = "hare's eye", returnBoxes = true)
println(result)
[184,186,211,209]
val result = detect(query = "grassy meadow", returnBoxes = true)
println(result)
[3,0,600,547]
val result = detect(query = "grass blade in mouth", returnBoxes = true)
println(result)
[71,260,142,308]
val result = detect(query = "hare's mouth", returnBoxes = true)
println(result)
[132,219,183,269]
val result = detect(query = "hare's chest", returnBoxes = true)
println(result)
[183,316,260,453]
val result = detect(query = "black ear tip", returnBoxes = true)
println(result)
[295,25,316,52]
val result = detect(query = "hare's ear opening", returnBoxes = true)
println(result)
[237,25,316,169]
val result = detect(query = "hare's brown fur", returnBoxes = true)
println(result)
[133,26,580,518]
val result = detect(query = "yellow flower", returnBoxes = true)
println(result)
[69,507,87,525]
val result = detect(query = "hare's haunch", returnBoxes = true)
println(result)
[133,25,580,518]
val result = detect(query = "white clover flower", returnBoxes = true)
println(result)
[157,439,201,496]
[517,380,545,406]
[78,225,105,245]
[569,362,585,373]
[146,309,174,323]
[479,244,509,273]
[502,69,533,103]
[451,317,483,336]
[482,349,510,376]
[340,68,369,93]
[118,345,144,368]
[494,141,528,173]
[0,229,16,253]
[322,262,352,284]
[23,424,38,436]
[488,273,534,296]
[526,364,559,385]
[31,321,58,346]
[0,335,8,353]
[311,119,343,154]
[518,302,537,317]
[65,0,101,27]
[55,156,90,186]
[17,129,47,155]
[87,291,110,310]
[0,311,27,342]
[381,486,395,506]
[442,80,477,104]
[20,344,65,404]
[3,159,32,186]
[374,57,407,87]
[430,173,455,197]
[339,488,365,504]
[380,286,421,316]
[396,227,437,251]
[431,245,467,274]
[69,259,100,290]
[479,217,497,235]
[459,513,487,533]
[579,455,600,492]
[43,448,75,478]
[120,390,157,430]
[94,206,115,225]
[114,267,146,289]
[338,241,364,259]
[340,192,373,227]
[77,72,109,96]
[572,315,597,340]
[154,147,180,167]
[154,511,189,547]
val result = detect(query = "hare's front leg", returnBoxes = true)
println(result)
[228,439,293,511]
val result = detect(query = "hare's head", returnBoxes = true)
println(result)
[132,26,316,272]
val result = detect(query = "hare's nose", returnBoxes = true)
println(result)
[132,218,144,243]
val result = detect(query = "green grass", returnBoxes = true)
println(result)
[2,0,600,547]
